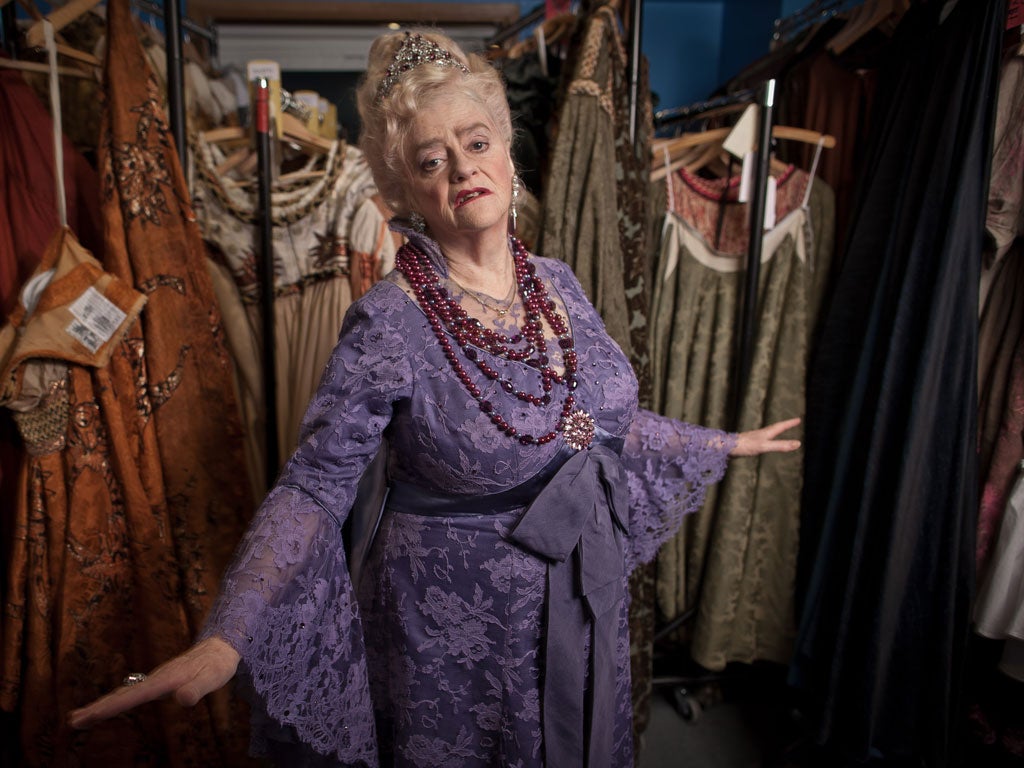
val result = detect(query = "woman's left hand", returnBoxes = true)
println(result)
[730,417,802,457]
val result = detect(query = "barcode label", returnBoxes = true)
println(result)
[66,320,104,353]
[67,286,127,350]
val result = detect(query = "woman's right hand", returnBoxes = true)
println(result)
[68,636,240,730]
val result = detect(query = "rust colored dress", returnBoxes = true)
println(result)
[0,0,256,764]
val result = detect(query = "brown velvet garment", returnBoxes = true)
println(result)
[0,0,255,764]
[777,49,877,255]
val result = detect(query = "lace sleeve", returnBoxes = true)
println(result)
[199,287,414,766]
[622,408,737,572]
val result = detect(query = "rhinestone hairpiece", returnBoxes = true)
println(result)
[376,32,470,103]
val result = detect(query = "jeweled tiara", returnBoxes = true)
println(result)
[375,32,471,103]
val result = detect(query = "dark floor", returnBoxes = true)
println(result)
[635,659,1024,768]
[636,662,804,768]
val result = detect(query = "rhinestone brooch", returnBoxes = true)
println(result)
[563,409,596,451]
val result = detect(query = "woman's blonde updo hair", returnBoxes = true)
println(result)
[356,29,514,217]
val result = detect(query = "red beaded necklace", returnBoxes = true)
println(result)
[397,236,594,448]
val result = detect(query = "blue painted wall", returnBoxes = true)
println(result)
[643,0,792,112]
[11,0,804,114]
[643,1,725,113]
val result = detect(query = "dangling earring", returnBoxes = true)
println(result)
[509,175,522,234]
[408,211,426,233]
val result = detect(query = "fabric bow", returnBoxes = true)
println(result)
[507,442,629,768]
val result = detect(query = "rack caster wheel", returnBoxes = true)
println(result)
[671,687,702,723]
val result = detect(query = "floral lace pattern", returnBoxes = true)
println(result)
[202,234,735,765]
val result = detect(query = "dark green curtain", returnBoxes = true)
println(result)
[792,1,1006,766]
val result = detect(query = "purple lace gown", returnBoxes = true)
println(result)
[201,230,736,767]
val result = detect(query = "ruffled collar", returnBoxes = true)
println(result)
[388,219,451,278]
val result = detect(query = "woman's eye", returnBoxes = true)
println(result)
[470,141,488,152]
[421,158,442,171]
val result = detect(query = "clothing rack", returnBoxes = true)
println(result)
[484,2,544,47]
[484,0,646,152]
[733,79,775,427]
[653,88,757,132]
[772,0,860,46]
[132,0,216,46]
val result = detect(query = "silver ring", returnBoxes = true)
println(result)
[122,672,147,687]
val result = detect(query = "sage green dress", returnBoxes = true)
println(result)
[651,165,835,670]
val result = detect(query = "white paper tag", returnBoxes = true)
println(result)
[67,286,127,351]
[246,60,281,82]
[66,319,105,353]
[722,104,758,159]
[764,176,777,230]
[739,151,754,203]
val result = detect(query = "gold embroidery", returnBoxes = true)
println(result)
[148,345,189,409]
[103,75,178,227]
[12,378,70,456]
[122,335,153,422]
[139,274,186,295]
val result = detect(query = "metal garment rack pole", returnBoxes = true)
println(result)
[1,1,17,58]
[731,79,776,430]
[162,0,185,156]
[254,79,279,489]
[134,0,216,44]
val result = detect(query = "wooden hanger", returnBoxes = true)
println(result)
[652,145,789,183]
[16,0,101,72]
[826,0,911,56]
[199,109,334,193]
[0,57,94,78]
[503,12,577,60]
[652,125,836,166]
[651,126,835,182]
[24,0,103,49]
[202,115,332,155]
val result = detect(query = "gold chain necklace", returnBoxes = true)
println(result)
[450,277,517,317]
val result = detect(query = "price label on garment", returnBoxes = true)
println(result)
[723,104,758,160]
[1009,0,1024,29]
[764,176,777,230]
[66,286,127,353]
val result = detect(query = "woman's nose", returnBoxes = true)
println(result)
[450,152,477,181]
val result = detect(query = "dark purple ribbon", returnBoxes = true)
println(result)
[506,443,629,768]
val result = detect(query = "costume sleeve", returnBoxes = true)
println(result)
[199,283,414,766]
[621,408,736,573]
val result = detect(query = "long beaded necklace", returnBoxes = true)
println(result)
[396,237,595,450]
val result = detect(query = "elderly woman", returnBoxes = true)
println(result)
[70,29,800,768]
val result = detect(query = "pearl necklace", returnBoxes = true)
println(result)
[397,237,594,448]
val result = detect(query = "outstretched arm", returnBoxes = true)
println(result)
[69,636,239,729]
[730,417,802,457]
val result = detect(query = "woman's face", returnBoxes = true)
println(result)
[402,90,514,247]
